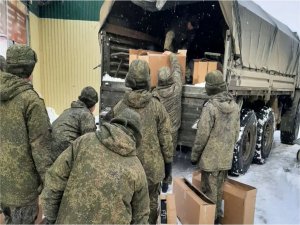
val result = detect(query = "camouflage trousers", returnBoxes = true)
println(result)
[201,170,227,219]
[162,131,177,186]
[148,183,161,224]
[0,200,38,224]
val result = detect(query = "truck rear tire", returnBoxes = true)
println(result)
[281,100,300,145]
[253,107,275,164]
[229,109,257,176]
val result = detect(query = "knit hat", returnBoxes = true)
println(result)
[205,70,227,96]
[78,86,99,108]
[6,45,37,78]
[125,59,151,90]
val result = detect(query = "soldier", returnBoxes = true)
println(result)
[0,55,6,71]
[112,59,173,224]
[164,15,199,84]
[152,53,182,193]
[51,86,98,159]
[42,109,150,224]
[191,70,240,224]
[0,45,53,224]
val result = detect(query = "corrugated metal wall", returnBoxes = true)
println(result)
[39,18,100,115]
[28,2,101,115]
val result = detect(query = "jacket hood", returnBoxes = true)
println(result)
[0,72,32,101]
[71,100,87,108]
[123,90,152,109]
[96,123,136,157]
[211,91,237,114]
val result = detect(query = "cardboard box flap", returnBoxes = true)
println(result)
[183,178,214,204]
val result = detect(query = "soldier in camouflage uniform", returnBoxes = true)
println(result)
[191,70,240,224]
[0,55,6,71]
[42,109,150,224]
[51,86,98,159]
[152,53,182,193]
[0,45,53,224]
[112,59,173,224]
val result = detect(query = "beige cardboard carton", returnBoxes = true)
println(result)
[159,194,177,224]
[173,177,216,224]
[193,60,222,84]
[129,49,186,87]
[192,171,257,224]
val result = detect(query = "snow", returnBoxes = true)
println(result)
[102,73,125,82]
[194,82,206,87]
[46,107,58,124]
[171,130,300,224]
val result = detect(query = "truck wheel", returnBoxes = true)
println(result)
[281,100,300,144]
[253,107,275,164]
[229,109,257,176]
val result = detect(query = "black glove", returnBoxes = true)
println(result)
[162,182,169,193]
[164,163,172,178]
[191,160,198,165]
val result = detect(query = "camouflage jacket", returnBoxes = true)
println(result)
[0,72,53,207]
[42,123,150,224]
[113,90,173,185]
[51,100,96,159]
[191,92,240,171]
[152,54,182,133]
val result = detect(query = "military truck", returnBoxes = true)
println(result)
[98,0,300,175]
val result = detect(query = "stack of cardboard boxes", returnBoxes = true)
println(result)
[129,49,222,87]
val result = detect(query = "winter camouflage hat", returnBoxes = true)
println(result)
[158,67,173,87]
[78,86,99,108]
[0,55,6,72]
[111,108,142,148]
[205,70,227,96]
[6,45,37,78]
[125,59,150,90]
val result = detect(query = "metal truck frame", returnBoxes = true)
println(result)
[98,0,300,175]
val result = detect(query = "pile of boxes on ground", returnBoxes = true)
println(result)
[159,172,257,225]
[129,49,222,87]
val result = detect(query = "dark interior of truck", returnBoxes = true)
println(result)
[102,1,228,78]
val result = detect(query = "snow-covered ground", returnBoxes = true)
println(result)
[172,131,300,224]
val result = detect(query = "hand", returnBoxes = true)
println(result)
[162,182,169,193]
[191,160,198,165]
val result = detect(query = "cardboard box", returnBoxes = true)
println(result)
[159,194,177,224]
[192,61,222,84]
[173,177,216,225]
[129,49,186,87]
[191,171,257,224]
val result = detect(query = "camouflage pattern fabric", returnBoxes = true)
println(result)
[148,183,161,224]
[0,201,38,224]
[6,45,37,78]
[125,60,151,90]
[113,90,173,185]
[153,53,182,143]
[51,100,96,160]
[191,91,240,171]
[201,171,227,219]
[42,122,150,224]
[0,55,6,72]
[0,72,53,207]
[113,90,173,224]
